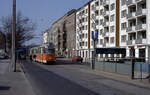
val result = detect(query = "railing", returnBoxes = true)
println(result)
[135,24,146,31]
[127,12,136,19]
[136,9,147,16]
[126,26,136,32]
[103,21,109,27]
[127,40,132,45]
[103,0,109,6]
[127,0,136,6]
[136,0,144,2]
[135,38,146,44]
[103,11,109,16]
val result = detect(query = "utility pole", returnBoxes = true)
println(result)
[12,0,16,72]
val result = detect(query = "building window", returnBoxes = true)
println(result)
[100,0,103,5]
[95,20,99,25]
[100,9,103,15]
[100,29,103,35]
[110,37,114,44]
[110,26,114,32]
[121,10,127,18]
[110,14,115,22]
[121,0,126,6]
[91,4,95,10]
[121,35,126,42]
[100,39,103,45]
[86,42,88,46]
[86,33,88,38]
[95,1,99,6]
[95,10,99,16]
[86,17,88,22]
[100,19,103,25]
[110,3,115,11]
[121,22,127,30]
[85,9,88,14]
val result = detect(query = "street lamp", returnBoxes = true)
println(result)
[12,0,16,72]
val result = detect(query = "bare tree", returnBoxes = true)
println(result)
[0,12,36,51]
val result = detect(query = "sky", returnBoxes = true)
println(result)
[0,0,90,45]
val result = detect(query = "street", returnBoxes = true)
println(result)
[21,60,100,95]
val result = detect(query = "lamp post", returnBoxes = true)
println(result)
[12,0,16,72]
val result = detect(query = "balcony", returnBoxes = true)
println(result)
[103,21,109,27]
[127,0,136,6]
[103,43,106,47]
[126,26,136,32]
[103,11,109,16]
[135,24,146,31]
[127,12,136,19]
[102,32,109,37]
[136,0,145,3]
[136,9,147,16]
[103,0,109,6]
[135,39,146,44]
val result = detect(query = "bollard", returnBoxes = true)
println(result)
[140,63,142,81]
[131,58,135,79]
[149,64,150,83]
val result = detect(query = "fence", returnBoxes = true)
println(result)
[92,58,150,80]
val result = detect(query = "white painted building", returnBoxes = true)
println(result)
[76,2,91,60]
[90,0,119,58]
[120,0,150,61]
[76,0,150,62]
[43,30,49,44]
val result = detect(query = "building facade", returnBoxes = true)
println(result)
[76,2,91,60]
[76,0,120,60]
[43,30,49,44]
[50,9,76,57]
[120,0,150,61]
[76,0,150,62]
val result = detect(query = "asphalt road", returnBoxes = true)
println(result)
[22,60,100,95]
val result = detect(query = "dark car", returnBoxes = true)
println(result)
[72,56,83,62]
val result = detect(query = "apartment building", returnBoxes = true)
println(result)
[43,30,49,44]
[50,9,76,57]
[76,2,91,60]
[120,0,150,61]
[90,0,120,58]
[76,0,120,59]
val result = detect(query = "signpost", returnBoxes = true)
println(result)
[91,31,98,70]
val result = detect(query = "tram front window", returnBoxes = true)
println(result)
[48,49,55,54]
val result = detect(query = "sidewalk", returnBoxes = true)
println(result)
[0,59,35,95]
[38,63,150,95]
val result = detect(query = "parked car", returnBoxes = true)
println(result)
[72,56,83,62]
[0,54,5,59]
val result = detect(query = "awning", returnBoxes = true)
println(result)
[96,48,126,54]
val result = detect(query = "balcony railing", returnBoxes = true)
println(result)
[103,21,109,27]
[103,11,109,16]
[127,0,136,6]
[126,26,136,32]
[136,9,147,16]
[103,0,109,6]
[127,12,136,19]
[135,39,146,44]
[103,43,106,47]
[135,24,146,31]
[127,40,132,45]
[102,32,109,37]
[136,0,145,2]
